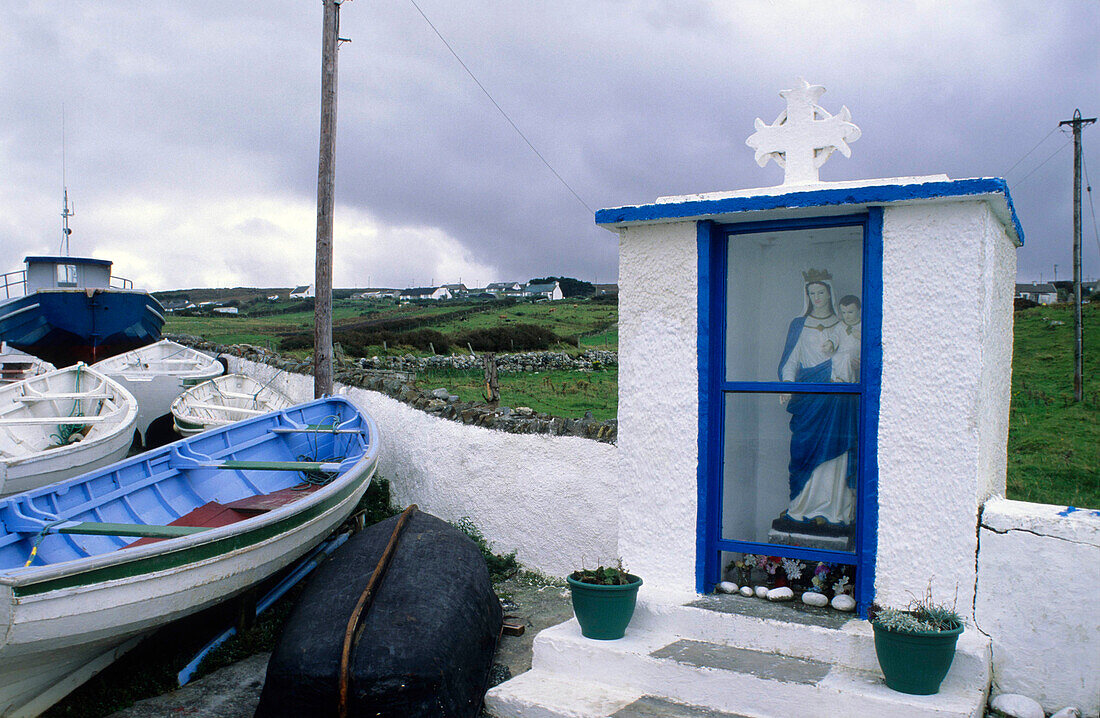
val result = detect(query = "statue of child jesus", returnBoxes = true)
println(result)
[829,295,861,383]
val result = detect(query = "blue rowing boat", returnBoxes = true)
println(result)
[0,395,379,717]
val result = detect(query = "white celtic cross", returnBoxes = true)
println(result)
[746,78,861,185]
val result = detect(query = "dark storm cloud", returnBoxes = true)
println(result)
[2,1,1097,289]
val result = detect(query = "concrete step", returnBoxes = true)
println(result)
[485,671,641,717]
[485,671,753,718]
[630,594,990,677]
[487,618,989,718]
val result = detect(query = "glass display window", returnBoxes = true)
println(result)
[725,225,863,385]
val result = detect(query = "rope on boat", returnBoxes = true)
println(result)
[49,364,88,446]
[338,504,419,718]
[294,414,351,487]
[24,520,63,567]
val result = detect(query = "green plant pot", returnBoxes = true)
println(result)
[567,574,642,640]
[872,622,964,695]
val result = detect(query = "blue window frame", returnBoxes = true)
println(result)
[697,210,882,615]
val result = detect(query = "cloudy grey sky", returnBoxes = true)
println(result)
[2,1,1098,291]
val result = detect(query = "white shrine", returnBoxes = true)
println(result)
[487,81,1031,717]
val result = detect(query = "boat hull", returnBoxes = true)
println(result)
[0,289,164,367]
[0,396,379,716]
[93,340,224,444]
[0,486,368,716]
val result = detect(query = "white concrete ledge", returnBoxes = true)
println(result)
[981,496,1100,545]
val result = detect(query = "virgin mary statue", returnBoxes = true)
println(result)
[775,269,858,532]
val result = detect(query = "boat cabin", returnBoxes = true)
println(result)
[23,256,126,293]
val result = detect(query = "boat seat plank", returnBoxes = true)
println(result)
[0,415,112,425]
[224,484,323,514]
[17,392,111,401]
[185,403,266,415]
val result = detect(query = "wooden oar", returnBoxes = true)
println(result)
[180,461,343,472]
[51,521,210,539]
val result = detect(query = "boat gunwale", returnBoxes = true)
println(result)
[0,397,379,591]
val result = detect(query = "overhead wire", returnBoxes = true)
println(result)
[1003,125,1061,179]
[406,0,594,215]
[1011,132,1073,189]
[1082,154,1100,263]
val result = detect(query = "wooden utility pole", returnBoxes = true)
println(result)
[1060,109,1095,402]
[314,0,345,399]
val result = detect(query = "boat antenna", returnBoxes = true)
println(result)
[60,106,74,256]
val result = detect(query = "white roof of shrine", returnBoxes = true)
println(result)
[595,175,1024,246]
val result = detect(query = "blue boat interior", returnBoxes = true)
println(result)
[0,397,371,571]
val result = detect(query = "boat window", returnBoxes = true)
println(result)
[56,264,78,287]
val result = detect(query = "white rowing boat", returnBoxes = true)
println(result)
[0,343,55,386]
[0,364,138,497]
[0,396,379,717]
[92,339,223,444]
[171,373,294,436]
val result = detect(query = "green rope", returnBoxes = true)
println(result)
[49,365,86,446]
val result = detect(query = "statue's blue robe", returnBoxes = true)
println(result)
[779,317,858,503]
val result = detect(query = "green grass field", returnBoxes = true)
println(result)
[165,297,618,355]
[1007,303,1099,508]
[419,367,618,421]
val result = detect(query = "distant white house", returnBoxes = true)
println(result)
[290,284,315,299]
[400,286,452,301]
[1015,282,1057,304]
[594,283,619,296]
[213,306,239,315]
[354,289,401,300]
[486,282,524,297]
[267,295,280,301]
[525,281,564,301]
[162,299,196,312]
[441,283,469,297]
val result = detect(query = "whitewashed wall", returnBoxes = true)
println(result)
[875,200,1015,618]
[976,498,1100,717]
[225,356,619,578]
[616,221,701,598]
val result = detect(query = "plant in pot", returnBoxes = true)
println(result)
[869,586,964,695]
[567,561,643,640]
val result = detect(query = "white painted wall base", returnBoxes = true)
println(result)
[976,498,1100,717]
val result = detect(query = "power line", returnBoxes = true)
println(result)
[1003,125,1060,178]
[1011,135,1073,188]
[407,0,594,215]
[1083,153,1100,262]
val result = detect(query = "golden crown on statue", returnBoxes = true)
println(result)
[802,268,833,284]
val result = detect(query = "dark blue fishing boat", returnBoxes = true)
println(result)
[0,191,163,366]
[0,255,164,367]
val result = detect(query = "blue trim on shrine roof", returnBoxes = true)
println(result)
[595,177,1024,246]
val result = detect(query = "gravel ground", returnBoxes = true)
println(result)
[107,572,572,718]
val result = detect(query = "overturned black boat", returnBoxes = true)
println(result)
[256,507,503,718]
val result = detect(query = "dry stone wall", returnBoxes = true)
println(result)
[356,349,617,373]
[168,335,617,443]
